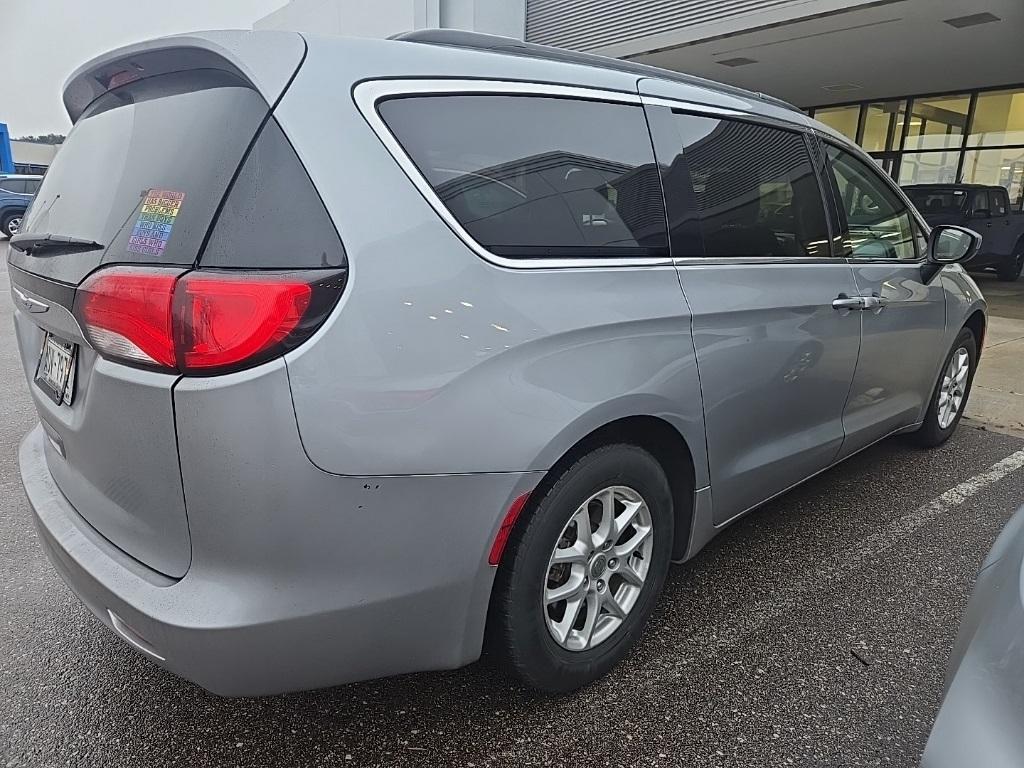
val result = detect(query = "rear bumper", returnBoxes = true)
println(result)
[21,424,538,696]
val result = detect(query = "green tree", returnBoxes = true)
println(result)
[13,134,65,145]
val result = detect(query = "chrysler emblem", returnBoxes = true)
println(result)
[12,287,49,314]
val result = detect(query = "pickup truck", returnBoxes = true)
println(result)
[904,183,1024,281]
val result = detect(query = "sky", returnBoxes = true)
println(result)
[2,0,288,137]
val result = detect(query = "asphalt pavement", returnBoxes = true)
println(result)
[2,244,1023,768]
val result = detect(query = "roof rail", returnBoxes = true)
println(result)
[391,29,801,114]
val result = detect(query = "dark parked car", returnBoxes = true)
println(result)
[0,174,43,237]
[904,184,1024,281]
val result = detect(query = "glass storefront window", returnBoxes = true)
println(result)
[968,88,1024,147]
[904,95,971,151]
[813,105,860,142]
[871,155,897,177]
[862,100,906,152]
[962,148,1024,210]
[898,151,959,185]
[812,87,1024,199]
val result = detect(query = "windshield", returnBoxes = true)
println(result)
[906,188,968,215]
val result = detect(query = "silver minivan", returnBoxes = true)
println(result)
[10,29,986,695]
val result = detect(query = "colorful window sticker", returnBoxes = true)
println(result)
[127,189,185,256]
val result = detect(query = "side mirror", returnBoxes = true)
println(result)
[972,208,991,219]
[929,224,981,264]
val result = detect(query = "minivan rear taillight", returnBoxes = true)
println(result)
[75,267,346,375]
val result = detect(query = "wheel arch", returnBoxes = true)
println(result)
[518,415,698,563]
[0,205,26,222]
[964,309,986,357]
[482,414,698,661]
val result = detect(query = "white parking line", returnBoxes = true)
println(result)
[673,448,1024,656]
[864,447,1024,546]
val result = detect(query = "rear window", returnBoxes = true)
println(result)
[8,70,269,283]
[378,95,668,258]
[906,188,968,215]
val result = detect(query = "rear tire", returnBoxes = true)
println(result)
[491,444,674,693]
[912,328,977,448]
[996,246,1023,282]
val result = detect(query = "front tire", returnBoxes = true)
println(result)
[912,328,977,447]
[491,444,674,693]
[996,246,1023,282]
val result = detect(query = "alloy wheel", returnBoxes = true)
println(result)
[938,347,970,429]
[7,216,21,235]
[543,485,653,651]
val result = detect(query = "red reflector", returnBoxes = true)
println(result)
[77,268,178,368]
[105,69,141,89]
[488,492,532,566]
[177,274,312,371]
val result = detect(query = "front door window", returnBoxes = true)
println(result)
[826,146,919,260]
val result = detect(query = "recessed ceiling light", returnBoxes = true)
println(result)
[717,57,757,67]
[943,12,1001,28]
[822,83,863,93]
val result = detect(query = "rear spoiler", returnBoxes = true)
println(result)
[62,30,306,123]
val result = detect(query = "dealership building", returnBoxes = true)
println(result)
[257,0,1024,208]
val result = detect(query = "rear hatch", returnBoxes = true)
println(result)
[8,33,306,578]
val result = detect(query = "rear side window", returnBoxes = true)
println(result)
[199,116,346,269]
[993,190,1008,215]
[664,114,831,259]
[1,179,27,193]
[969,188,991,214]
[378,95,668,258]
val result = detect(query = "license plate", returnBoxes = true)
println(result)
[34,333,77,406]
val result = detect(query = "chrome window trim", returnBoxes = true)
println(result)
[639,96,748,119]
[353,78,673,270]
[641,95,815,136]
[674,256,848,267]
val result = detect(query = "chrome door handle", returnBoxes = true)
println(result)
[833,295,867,311]
[833,294,887,312]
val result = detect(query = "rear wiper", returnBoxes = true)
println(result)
[9,232,105,255]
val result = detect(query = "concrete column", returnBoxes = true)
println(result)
[439,0,525,38]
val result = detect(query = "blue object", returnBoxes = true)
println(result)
[0,123,13,174]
